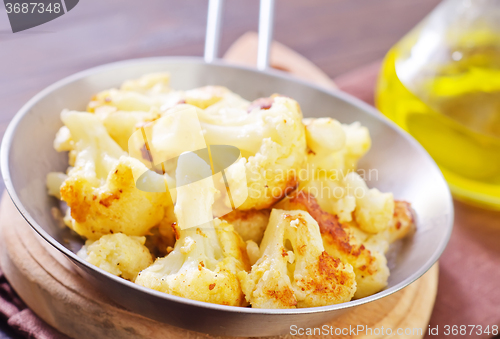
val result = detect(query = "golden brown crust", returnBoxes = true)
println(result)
[222,209,270,223]
[98,192,120,208]
[394,201,414,222]
[286,191,364,257]
[60,178,91,223]
[171,222,180,241]
[264,285,298,308]
[388,200,416,243]
[279,191,381,278]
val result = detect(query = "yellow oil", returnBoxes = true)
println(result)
[376,37,500,209]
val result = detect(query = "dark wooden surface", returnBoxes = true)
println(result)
[0,1,441,338]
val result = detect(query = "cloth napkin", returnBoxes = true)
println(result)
[0,268,69,339]
[1,60,499,339]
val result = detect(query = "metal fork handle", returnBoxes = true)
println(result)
[204,0,275,71]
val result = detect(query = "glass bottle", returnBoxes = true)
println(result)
[377,0,500,209]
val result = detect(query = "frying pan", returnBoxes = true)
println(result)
[1,0,453,336]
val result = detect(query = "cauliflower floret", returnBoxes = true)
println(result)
[342,122,372,170]
[304,117,346,155]
[277,191,390,299]
[94,106,160,152]
[387,200,416,243]
[298,176,356,223]
[136,220,250,306]
[135,152,250,306]
[77,233,153,281]
[54,125,74,152]
[344,172,394,234]
[238,209,357,308]
[121,72,171,94]
[245,240,261,265]
[62,156,171,240]
[184,86,230,109]
[56,111,171,240]
[88,81,306,212]
[361,200,416,253]
[198,96,307,210]
[88,88,169,113]
[89,77,241,114]
[302,172,394,234]
[220,209,270,243]
[88,73,183,113]
[304,119,371,177]
[203,88,250,117]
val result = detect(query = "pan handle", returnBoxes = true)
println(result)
[256,0,275,71]
[204,0,224,64]
[204,0,275,71]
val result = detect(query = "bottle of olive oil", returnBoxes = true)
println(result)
[377,0,500,209]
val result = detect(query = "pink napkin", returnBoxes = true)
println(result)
[0,268,69,339]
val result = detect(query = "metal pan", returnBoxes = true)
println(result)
[1,0,453,336]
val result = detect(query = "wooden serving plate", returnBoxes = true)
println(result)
[0,33,438,339]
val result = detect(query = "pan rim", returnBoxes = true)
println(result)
[0,56,454,316]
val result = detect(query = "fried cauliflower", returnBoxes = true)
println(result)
[135,152,250,306]
[304,118,371,176]
[87,75,307,212]
[220,209,271,243]
[303,172,394,234]
[238,209,357,308]
[278,191,414,298]
[46,72,417,309]
[52,111,171,240]
[88,78,239,114]
[77,233,153,281]
[94,106,160,152]
[198,95,307,210]
[387,200,416,243]
[87,73,184,113]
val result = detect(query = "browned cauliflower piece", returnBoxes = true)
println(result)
[388,200,416,243]
[277,191,387,299]
[277,191,415,299]
[52,111,171,240]
[197,96,307,210]
[238,209,357,308]
[302,173,395,234]
[77,233,153,281]
[136,220,250,306]
[220,209,271,243]
[87,73,182,113]
[304,118,371,176]
[134,152,250,306]
[93,106,160,152]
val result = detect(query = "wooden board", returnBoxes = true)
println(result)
[0,34,439,339]
[224,32,337,89]
[0,194,438,339]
